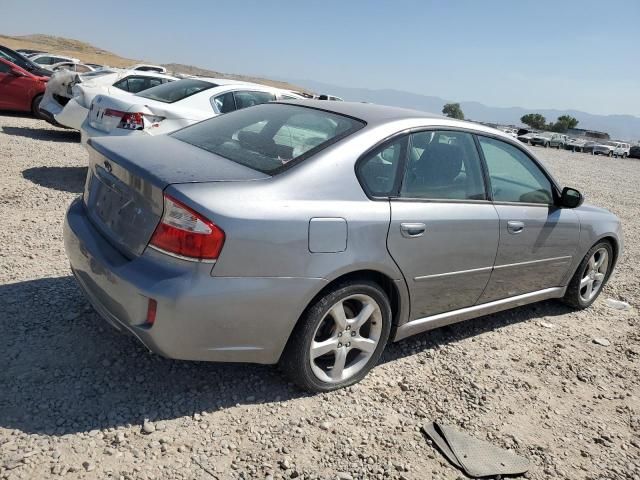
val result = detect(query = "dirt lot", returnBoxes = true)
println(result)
[0,113,638,480]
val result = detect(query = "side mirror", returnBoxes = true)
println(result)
[560,187,583,208]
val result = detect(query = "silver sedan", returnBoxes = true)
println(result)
[64,101,623,392]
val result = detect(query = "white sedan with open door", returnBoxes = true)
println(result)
[80,77,303,144]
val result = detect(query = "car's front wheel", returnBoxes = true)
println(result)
[562,241,613,309]
[280,281,392,392]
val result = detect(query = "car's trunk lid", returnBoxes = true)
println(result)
[84,135,268,257]
[87,94,206,133]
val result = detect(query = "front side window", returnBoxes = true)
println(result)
[478,136,553,204]
[172,103,365,174]
[400,131,486,200]
[357,136,406,196]
[34,56,51,65]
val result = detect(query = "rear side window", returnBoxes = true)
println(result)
[401,131,486,200]
[136,78,215,103]
[0,61,11,73]
[212,90,276,114]
[172,103,365,175]
[357,136,406,196]
[233,90,275,109]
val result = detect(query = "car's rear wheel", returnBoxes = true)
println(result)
[544,142,549,148]
[608,151,613,157]
[280,281,391,392]
[31,94,44,118]
[562,241,613,309]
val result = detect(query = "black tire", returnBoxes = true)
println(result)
[608,151,613,157]
[544,142,549,148]
[31,94,44,118]
[562,241,613,309]
[279,280,392,392]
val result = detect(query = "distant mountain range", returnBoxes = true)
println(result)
[294,79,640,141]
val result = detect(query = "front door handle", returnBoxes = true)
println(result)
[507,220,525,234]
[400,222,426,238]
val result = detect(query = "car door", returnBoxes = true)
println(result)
[476,135,580,302]
[0,60,31,111]
[383,130,500,319]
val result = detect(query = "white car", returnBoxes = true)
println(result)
[39,69,177,130]
[29,53,80,70]
[613,142,631,158]
[128,64,167,73]
[51,62,97,73]
[80,77,304,144]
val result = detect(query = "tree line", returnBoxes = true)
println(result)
[442,103,579,133]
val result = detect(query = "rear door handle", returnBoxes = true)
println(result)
[400,223,426,238]
[507,220,525,234]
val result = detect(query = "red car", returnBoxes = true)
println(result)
[0,57,48,116]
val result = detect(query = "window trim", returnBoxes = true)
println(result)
[356,126,493,203]
[355,134,409,199]
[473,132,562,207]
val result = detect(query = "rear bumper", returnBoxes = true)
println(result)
[54,98,88,130]
[63,197,326,364]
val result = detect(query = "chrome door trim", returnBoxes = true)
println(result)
[493,255,572,270]
[414,265,493,282]
[394,287,565,341]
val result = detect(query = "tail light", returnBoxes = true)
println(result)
[103,109,144,130]
[149,195,225,261]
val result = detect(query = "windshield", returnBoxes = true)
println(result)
[172,103,365,175]
[136,78,215,103]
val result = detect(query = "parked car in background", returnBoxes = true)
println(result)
[80,78,303,144]
[51,62,97,73]
[613,142,630,158]
[565,137,588,152]
[29,53,80,69]
[517,131,537,144]
[629,145,640,159]
[498,127,518,138]
[0,44,52,77]
[15,48,45,56]
[64,101,622,392]
[531,132,567,148]
[129,64,167,73]
[39,68,177,130]
[318,94,344,101]
[592,141,617,156]
[0,57,48,116]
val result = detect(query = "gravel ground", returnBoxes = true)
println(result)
[0,113,638,480]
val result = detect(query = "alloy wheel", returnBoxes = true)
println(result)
[309,294,382,383]
[579,247,609,302]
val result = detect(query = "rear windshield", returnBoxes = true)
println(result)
[136,78,215,103]
[80,69,115,78]
[171,103,366,175]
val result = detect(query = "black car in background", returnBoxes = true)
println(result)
[629,145,640,159]
[0,45,52,77]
